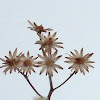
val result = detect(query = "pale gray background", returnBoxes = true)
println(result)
[0,0,99,100]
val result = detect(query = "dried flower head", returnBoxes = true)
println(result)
[19,51,38,74]
[0,48,22,74]
[28,20,53,33]
[37,50,63,76]
[36,32,63,53]
[65,48,94,75]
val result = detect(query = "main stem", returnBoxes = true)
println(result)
[47,72,75,100]
[48,74,54,100]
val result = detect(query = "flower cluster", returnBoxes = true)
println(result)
[0,49,38,75]
[0,20,94,76]
[0,20,95,100]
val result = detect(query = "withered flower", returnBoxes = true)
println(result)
[19,51,38,74]
[65,48,94,75]
[36,32,63,53]
[37,50,63,77]
[28,20,53,33]
[0,48,22,74]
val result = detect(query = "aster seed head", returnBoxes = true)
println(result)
[36,32,63,53]
[19,51,38,75]
[65,48,94,75]
[28,20,53,33]
[0,48,22,74]
[37,50,63,76]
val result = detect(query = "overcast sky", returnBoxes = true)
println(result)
[0,0,100,100]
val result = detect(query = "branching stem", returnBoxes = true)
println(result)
[48,74,54,100]
[47,72,75,100]
[54,71,75,90]
[18,70,43,98]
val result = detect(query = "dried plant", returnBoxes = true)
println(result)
[0,20,94,100]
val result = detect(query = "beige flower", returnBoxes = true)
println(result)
[65,48,94,75]
[37,50,63,76]
[28,20,53,33]
[0,48,22,74]
[19,51,38,74]
[36,32,63,53]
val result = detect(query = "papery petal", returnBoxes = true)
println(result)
[54,64,63,69]
[13,48,17,58]
[68,64,76,69]
[75,65,79,74]
[86,61,95,63]
[40,66,46,75]
[51,32,56,39]
[83,64,89,72]
[86,53,94,59]
[70,51,76,57]
[31,68,35,72]
[28,20,34,26]
[80,66,85,75]
[54,55,62,62]
[0,58,6,62]
[48,32,51,38]
[56,44,63,48]
[74,49,80,57]
[55,42,63,44]
[38,54,45,60]
[3,67,10,74]
[9,51,13,59]
[80,48,83,57]
[65,61,73,63]
[53,67,58,73]
[0,65,7,68]
[45,28,53,31]
[85,63,94,68]
[27,51,30,58]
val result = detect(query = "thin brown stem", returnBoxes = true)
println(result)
[18,70,43,98]
[48,74,54,100]
[49,74,53,89]
[24,75,43,97]
[54,71,75,90]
